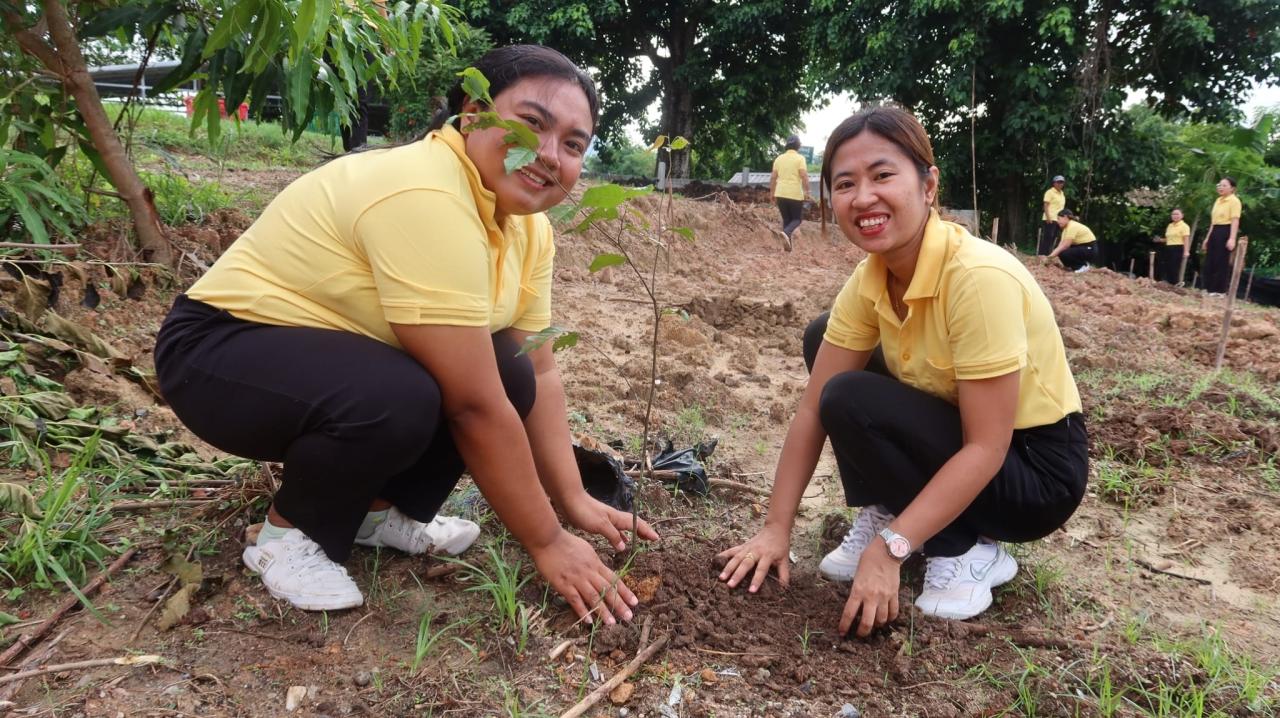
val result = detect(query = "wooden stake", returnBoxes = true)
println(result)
[0,242,81,250]
[1213,236,1248,371]
[1128,257,1135,275]
[990,217,999,244]
[559,634,669,718]
[1245,268,1255,302]
[0,655,161,685]
[1147,251,1156,280]
[1176,252,1190,287]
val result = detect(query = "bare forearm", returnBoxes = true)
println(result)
[762,405,826,533]
[524,366,585,509]
[1049,235,1071,258]
[889,442,1006,548]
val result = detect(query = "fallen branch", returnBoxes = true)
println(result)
[559,634,668,718]
[0,629,69,702]
[424,563,459,580]
[110,499,214,511]
[0,546,140,667]
[547,638,577,661]
[636,615,653,657]
[708,478,770,497]
[0,242,81,250]
[952,621,1098,651]
[0,655,162,685]
[1133,557,1212,586]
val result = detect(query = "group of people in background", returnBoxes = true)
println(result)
[1033,174,1243,293]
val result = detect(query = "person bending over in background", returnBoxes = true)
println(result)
[1153,208,1191,285]
[716,106,1088,637]
[1037,175,1067,256]
[154,45,657,616]
[1047,209,1098,273]
[1203,177,1242,296]
[770,134,813,252]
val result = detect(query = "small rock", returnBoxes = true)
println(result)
[285,686,307,712]
[353,671,371,687]
[609,682,635,705]
[699,668,718,684]
[752,668,771,682]
[838,704,862,718]
[619,708,630,718]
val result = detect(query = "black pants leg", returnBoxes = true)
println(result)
[802,314,1088,557]
[776,198,805,237]
[155,296,535,562]
[1059,243,1096,271]
[1037,221,1060,256]
[1161,245,1185,284]
[1204,225,1231,293]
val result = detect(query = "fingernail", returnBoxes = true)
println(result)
[606,616,615,626]
[617,542,626,551]
[628,597,638,606]
[623,610,633,621]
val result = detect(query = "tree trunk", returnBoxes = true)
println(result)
[657,13,695,179]
[7,1,172,264]
[1000,172,1028,248]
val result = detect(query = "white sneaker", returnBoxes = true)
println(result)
[353,508,480,556]
[1074,264,1091,274]
[818,505,895,582]
[242,530,363,611]
[771,228,793,252]
[914,541,1018,620]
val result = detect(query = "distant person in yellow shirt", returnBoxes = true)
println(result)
[770,135,813,251]
[717,107,1086,634]
[1152,208,1190,284]
[1047,209,1097,273]
[1203,177,1242,295]
[1037,175,1067,255]
[154,46,657,617]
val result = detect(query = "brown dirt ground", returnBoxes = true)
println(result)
[2,185,1279,717]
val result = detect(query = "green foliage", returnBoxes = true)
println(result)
[385,23,493,141]
[518,326,579,356]
[0,147,88,244]
[585,139,656,178]
[140,169,239,225]
[449,543,531,634]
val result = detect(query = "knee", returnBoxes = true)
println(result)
[341,373,442,458]
[818,370,876,433]
[802,312,830,373]
[492,331,537,418]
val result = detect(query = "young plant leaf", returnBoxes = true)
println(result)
[504,146,537,174]
[457,67,493,105]
[589,253,626,272]
[670,136,690,150]
[671,226,695,241]
[649,135,667,152]
[518,326,578,356]
[547,204,578,225]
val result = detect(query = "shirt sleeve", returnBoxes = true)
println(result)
[512,218,556,332]
[946,267,1028,380]
[354,188,491,327]
[1230,197,1242,220]
[823,263,879,351]
[1043,190,1053,203]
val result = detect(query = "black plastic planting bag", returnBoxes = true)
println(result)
[573,441,634,511]
[649,438,717,495]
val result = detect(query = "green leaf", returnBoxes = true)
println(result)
[671,226,695,241]
[501,121,539,151]
[649,135,667,152]
[547,204,579,224]
[153,25,208,94]
[579,183,653,211]
[552,331,580,352]
[670,136,690,150]
[1,183,50,245]
[518,326,577,356]
[588,253,626,272]
[504,146,537,174]
[457,67,492,105]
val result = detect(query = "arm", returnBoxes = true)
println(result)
[391,323,637,623]
[717,340,871,591]
[1228,217,1240,250]
[1042,201,1051,222]
[1047,227,1072,258]
[798,166,813,201]
[512,332,659,550]
[841,370,1019,637]
[769,168,779,197]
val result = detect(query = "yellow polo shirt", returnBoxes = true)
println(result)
[187,125,555,348]
[1042,187,1065,221]
[1164,220,1190,247]
[1211,194,1242,225]
[1061,220,1096,246]
[772,150,808,201]
[824,212,1081,429]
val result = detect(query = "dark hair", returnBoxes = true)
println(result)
[785,135,802,151]
[429,45,600,134]
[1221,176,1237,188]
[1057,209,1075,219]
[818,106,938,238]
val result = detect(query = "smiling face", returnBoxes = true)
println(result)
[827,130,938,263]
[1216,179,1234,196]
[1171,209,1183,223]
[461,76,593,220]
[1053,179,1065,190]
[1056,214,1070,228]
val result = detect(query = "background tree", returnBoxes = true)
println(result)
[457,0,813,179]
[810,0,1280,247]
[1,0,453,262]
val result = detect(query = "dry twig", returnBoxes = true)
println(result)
[559,634,669,718]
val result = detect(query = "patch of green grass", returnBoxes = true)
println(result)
[114,105,336,170]
[1094,456,1163,509]
[139,169,242,225]
[448,538,532,643]
[408,609,464,675]
[669,404,707,445]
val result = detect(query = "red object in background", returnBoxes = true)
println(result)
[183,95,249,121]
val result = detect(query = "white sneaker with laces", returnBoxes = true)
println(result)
[818,505,895,582]
[242,529,363,611]
[914,541,1018,620]
[353,508,480,556]
[771,228,793,252]
[1074,264,1091,274]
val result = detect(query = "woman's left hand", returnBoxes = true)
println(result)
[1227,239,1237,252]
[561,493,659,551]
[839,545,901,638]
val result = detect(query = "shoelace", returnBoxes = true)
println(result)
[290,538,351,579]
[923,556,962,590]
[840,506,892,553]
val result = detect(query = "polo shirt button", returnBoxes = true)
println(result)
[902,353,911,361]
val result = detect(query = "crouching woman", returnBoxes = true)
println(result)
[717,106,1088,637]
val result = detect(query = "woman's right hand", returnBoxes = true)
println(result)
[529,529,637,625]
[716,525,791,592]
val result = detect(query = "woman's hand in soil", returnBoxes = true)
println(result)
[716,526,791,592]
[561,493,659,552]
[840,547,900,638]
[530,529,639,625]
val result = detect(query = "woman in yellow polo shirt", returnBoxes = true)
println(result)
[154,46,657,618]
[770,135,813,251]
[1154,208,1191,284]
[1047,209,1098,273]
[716,107,1087,636]
[1204,177,1242,294]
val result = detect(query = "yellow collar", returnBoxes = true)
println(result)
[432,124,503,238]
[857,210,954,304]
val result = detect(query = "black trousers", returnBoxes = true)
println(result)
[802,314,1088,557]
[1037,221,1060,256]
[1203,225,1232,293]
[1159,245,1186,284]
[1059,242,1097,271]
[154,295,536,562]
[776,197,805,237]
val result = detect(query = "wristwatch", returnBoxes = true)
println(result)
[879,528,912,561]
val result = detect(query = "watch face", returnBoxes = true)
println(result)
[887,537,911,559]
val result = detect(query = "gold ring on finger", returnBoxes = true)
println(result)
[744,551,756,562]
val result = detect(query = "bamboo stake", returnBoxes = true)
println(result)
[0,655,162,685]
[1244,268,1255,302]
[0,242,81,250]
[1213,236,1248,371]
[1128,257,1135,275]
[558,634,669,718]
[990,217,999,244]
[1147,251,1156,280]
[1176,251,1190,287]
[0,547,140,667]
